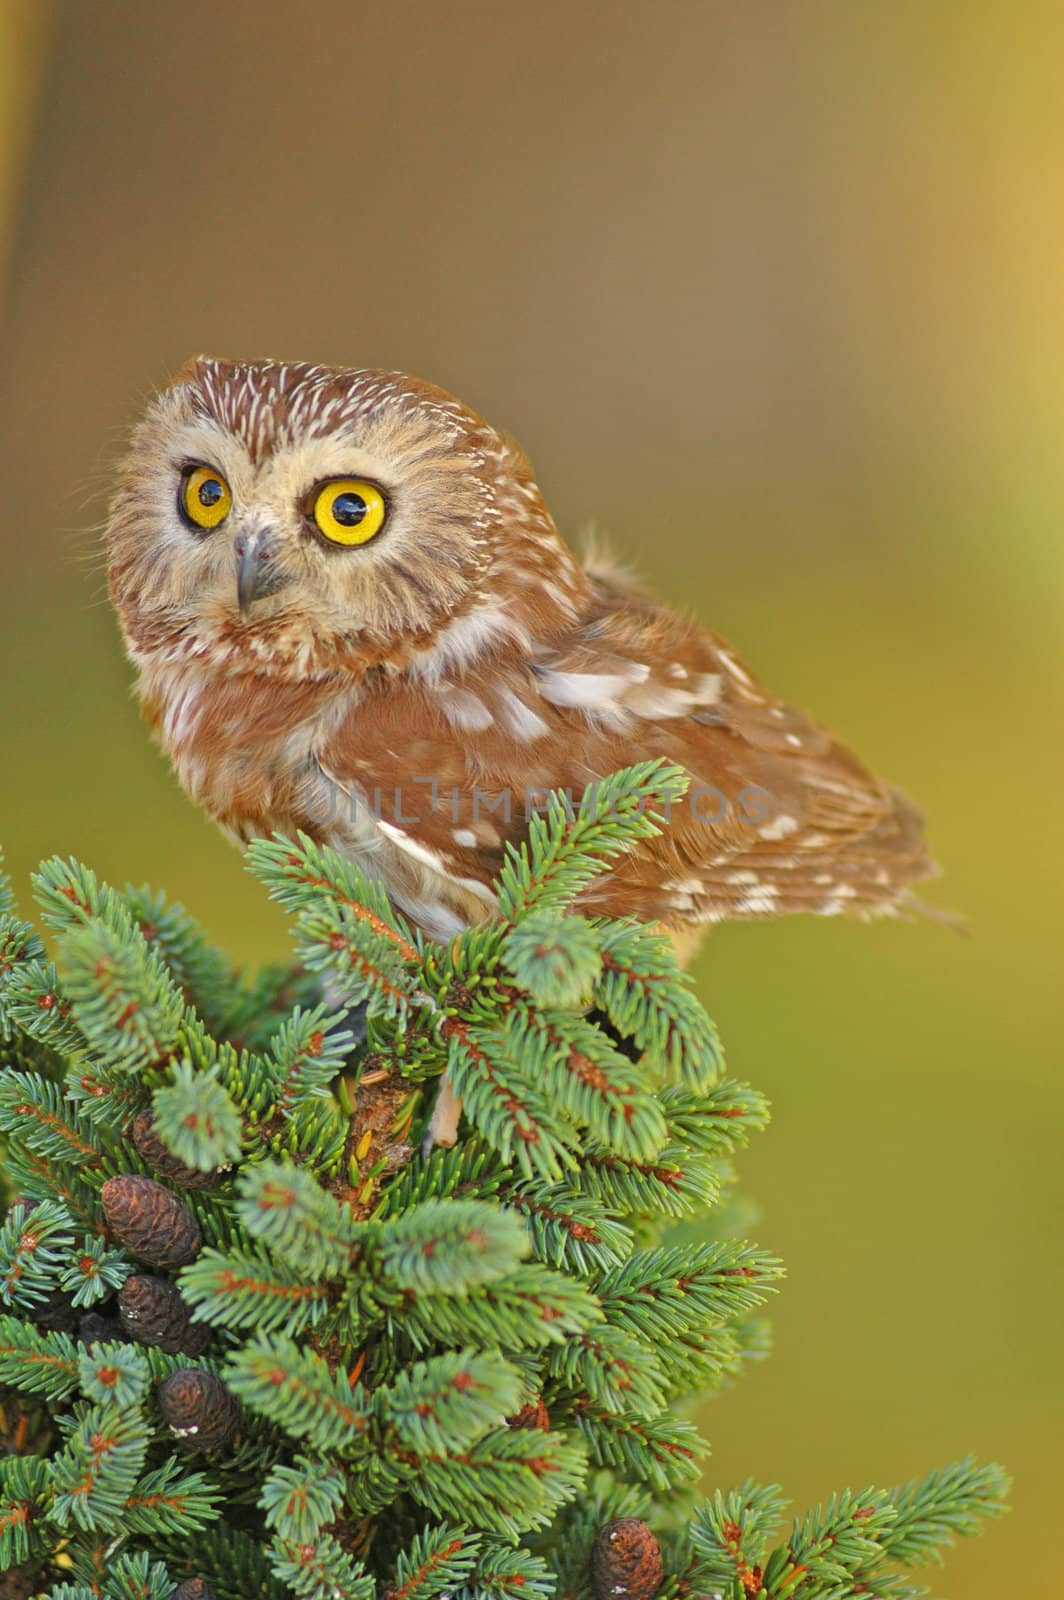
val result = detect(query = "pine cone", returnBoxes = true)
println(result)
[157,1368,238,1452]
[170,1582,216,1600]
[130,1108,220,1190]
[101,1175,202,1269]
[118,1274,210,1355]
[591,1518,664,1600]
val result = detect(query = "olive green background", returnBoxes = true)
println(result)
[1,4,1060,1593]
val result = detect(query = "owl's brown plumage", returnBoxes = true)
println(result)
[107,357,935,951]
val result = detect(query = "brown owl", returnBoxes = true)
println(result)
[107,358,934,1132]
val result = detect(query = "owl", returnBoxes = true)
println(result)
[107,358,935,1134]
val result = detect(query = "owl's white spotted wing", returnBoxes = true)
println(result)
[317,569,936,934]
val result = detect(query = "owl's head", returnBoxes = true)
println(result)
[107,358,586,679]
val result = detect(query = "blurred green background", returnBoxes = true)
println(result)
[1,2,1060,1591]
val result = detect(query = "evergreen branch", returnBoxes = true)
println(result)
[500,909,603,1009]
[48,1402,149,1532]
[42,1551,176,1600]
[120,882,236,1034]
[574,1405,707,1492]
[662,1078,771,1155]
[0,850,13,919]
[503,1179,633,1274]
[180,1244,331,1335]
[152,1058,243,1170]
[269,1531,374,1600]
[236,1159,359,1279]
[879,1456,1011,1566]
[59,920,185,1073]
[62,1062,143,1133]
[409,1427,588,1539]
[77,1343,149,1408]
[264,1004,356,1116]
[247,832,420,960]
[0,1069,104,1172]
[388,1524,481,1600]
[654,1324,746,1398]
[32,856,113,934]
[494,760,690,922]
[1,956,86,1057]
[688,1478,791,1591]
[225,1336,371,1454]
[593,1241,784,1340]
[594,922,725,1090]
[121,1457,223,1536]
[155,1519,289,1600]
[576,1139,720,1219]
[382,1349,523,1456]
[502,1008,668,1162]
[378,1137,505,1215]
[105,1552,177,1599]
[546,1322,667,1417]
[292,899,423,1019]
[761,1488,897,1596]
[59,1236,132,1308]
[444,1022,582,1183]
[0,1454,53,1572]
[456,1543,555,1600]
[374,1199,530,1295]
[400,1262,601,1352]
[2,1151,104,1234]
[0,911,47,1040]
[0,1200,76,1310]
[260,1454,346,1542]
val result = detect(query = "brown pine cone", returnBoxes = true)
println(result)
[157,1368,238,1452]
[591,1518,664,1600]
[170,1582,216,1600]
[118,1274,210,1355]
[130,1108,221,1190]
[101,1175,202,1269]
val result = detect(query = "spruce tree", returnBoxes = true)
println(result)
[0,761,1007,1599]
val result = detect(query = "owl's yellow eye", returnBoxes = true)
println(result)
[181,465,232,530]
[311,479,387,547]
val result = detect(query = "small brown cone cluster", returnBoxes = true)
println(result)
[157,1367,239,1453]
[591,1518,664,1600]
[170,1581,216,1600]
[101,1175,202,1269]
[130,1107,220,1190]
[118,1274,209,1355]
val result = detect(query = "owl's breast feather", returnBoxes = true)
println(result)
[141,658,494,939]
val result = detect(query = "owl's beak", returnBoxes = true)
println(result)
[234,528,282,617]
